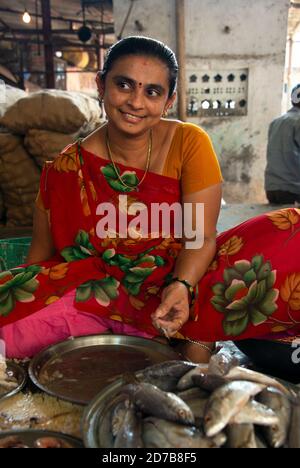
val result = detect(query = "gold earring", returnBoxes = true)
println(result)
[163,109,169,118]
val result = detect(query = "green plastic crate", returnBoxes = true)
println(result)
[0,237,32,272]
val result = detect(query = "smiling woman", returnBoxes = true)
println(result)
[4,37,300,367]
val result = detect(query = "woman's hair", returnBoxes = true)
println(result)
[101,36,178,98]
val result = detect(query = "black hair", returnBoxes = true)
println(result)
[101,36,178,98]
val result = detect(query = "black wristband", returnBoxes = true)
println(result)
[168,277,196,306]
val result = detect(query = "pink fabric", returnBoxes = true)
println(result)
[0,290,154,358]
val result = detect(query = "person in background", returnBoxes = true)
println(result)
[265,84,300,205]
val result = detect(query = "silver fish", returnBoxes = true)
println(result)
[177,365,209,391]
[204,380,266,437]
[258,387,291,448]
[143,417,226,449]
[111,399,129,437]
[184,398,208,419]
[225,367,291,396]
[208,348,239,376]
[177,386,209,402]
[230,399,279,426]
[226,424,257,449]
[140,361,197,392]
[114,402,143,448]
[192,373,227,392]
[98,401,119,448]
[122,382,195,425]
[143,420,172,448]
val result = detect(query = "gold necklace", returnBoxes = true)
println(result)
[105,129,153,191]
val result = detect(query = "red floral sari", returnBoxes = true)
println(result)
[1,141,300,346]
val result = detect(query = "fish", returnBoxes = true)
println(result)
[121,382,195,425]
[226,424,257,449]
[0,379,18,390]
[159,327,170,340]
[288,395,300,449]
[208,348,239,376]
[140,361,197,392]
[177,386,209,402]
[111,399,129,437]
[0,435,28,449]
[114,401,144,448]
[98,407,117,448]
[192,373,227,392]
[258,387,291,448]
[143,419,172,448]
[184,398,208,419]
[34,437,73,448]
[143,417,226,449]
[204,380,266,437]
[230,399,279,426]
[225,367,291,396]
[176,365,209,391]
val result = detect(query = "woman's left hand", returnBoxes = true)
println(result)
[151,282,190,338]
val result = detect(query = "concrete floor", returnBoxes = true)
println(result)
[217,203,291,233]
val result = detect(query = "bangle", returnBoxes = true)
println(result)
[187,339,214,354]
[168,277,196,306]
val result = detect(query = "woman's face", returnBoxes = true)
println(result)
[98,55,176,135]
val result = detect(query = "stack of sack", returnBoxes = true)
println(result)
[0,133,40,226]
[0,89,103,226]
[24,130,76,169]
[0,85,27,119]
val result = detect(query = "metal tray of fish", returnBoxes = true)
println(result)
[0,362,27,402]
[29,335,180,405]
[82,360,300,449]
[0,429,83,448]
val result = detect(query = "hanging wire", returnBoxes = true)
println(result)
[117,0,136,40]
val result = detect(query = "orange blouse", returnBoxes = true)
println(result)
[36,122,223,211]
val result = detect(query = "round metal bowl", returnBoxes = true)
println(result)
[0,429,83,448]
[0,361,27,402]
[82,375,132,448]
[234,339,300,381]
[29,334,181,405]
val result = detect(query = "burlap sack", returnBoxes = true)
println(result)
[0,85,27,118]
[24,129,76,169]
[0,132,22,155]
[0,133,40,226]
[0,89,102,134]
[0,188,5,222]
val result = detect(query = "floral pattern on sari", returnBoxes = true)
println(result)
[2,141,300,345]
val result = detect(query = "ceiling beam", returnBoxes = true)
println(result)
[0,37,111,49]
[0,6,113,26]
[0,27,114,36]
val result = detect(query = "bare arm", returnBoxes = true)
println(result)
[151,183,222,336]
[26,206,55,264]
[173,182,222,285]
